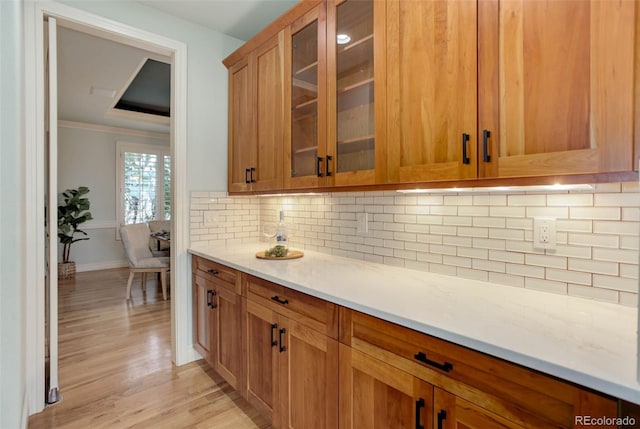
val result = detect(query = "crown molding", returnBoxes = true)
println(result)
[58,119,169,140]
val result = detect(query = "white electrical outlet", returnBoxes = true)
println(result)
[356,212,369,235]
[204,212,219,227]
[533,217,556,250]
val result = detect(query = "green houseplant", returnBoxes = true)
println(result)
[57,186,93,278]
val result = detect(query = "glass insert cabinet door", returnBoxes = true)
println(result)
[287,4,326,188]
[331,0,375,178]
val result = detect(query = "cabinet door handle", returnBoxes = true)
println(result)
[414,351,453,372]
[206,290,212,307]
[250,167,256,183]
[326,155,333,177]
[482,129,491,162]
[210,290,217,309]
[244,168,250,184]
[207,269,219,276]
[271,295,289,305]
[270,323,278,347]
[437,410,447,429]
[415,398,425,429]
[317,157,324,177]
[461,133,470,165]
[279,328,287,353]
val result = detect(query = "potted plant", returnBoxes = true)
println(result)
[57,186,93,279]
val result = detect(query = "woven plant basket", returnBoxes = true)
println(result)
[58,261,76,279]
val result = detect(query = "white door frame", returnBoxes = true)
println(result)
[24,1,193,414]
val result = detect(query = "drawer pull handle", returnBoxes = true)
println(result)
[271,295,289,305]
[244,168,250,184]
[279,328,287,353]
[317,156,324,177]
[209,290,217,309]
[270,323,278,347]
[414,352,453,372]
[250,167,256,183]
[482,129,491,162]
[462,133,470,165]
[207,269,219,275]
[326,155,333,177]
[415,398,425,429]
[437,410,447,429]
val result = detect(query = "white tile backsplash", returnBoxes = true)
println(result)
[191,183,640,307]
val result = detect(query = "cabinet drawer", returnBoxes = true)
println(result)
[246,275,338,339]
[340,309,616,429]
[193,256,238,288]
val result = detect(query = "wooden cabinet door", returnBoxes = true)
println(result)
[327,0,386,187]
[434,388,525,429]
[278,316,338,429]
[478,0,635,178]
[339,345,434,429]
[228,56,254,193]
[210,282,242,390]
[244,298,280,424]
[193,274,213,364]
[253,32,285,192]
[284,4,328,190]
[387,0,478,184]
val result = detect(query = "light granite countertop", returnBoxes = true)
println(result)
[190,243,639,404]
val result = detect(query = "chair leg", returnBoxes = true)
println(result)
[160,269,167,300]
[141,273,147,292]
[126,271,135,300]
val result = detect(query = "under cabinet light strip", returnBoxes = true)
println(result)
[396,184,594,194]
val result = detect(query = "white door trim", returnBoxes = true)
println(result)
[24,1,192,414]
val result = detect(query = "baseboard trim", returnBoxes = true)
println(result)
[176,345,203,367]
[76,260,128,272]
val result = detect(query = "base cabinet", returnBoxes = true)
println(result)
[193,257,619,429]
[339,345,433,429]
[244,276,339,428]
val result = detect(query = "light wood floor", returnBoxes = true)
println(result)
[28,268,271,429]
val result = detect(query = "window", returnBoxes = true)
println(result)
[116,142,170,233]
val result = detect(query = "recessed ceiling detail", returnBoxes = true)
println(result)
[114,59,170,117]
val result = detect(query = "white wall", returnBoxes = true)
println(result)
[57,125,169,270]
[0,0,26,427]
[60,0,244,192]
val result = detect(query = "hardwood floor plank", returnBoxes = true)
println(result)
[29,268,271,429]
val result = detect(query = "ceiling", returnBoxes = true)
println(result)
[57,0,298,134]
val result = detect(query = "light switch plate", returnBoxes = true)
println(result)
[533,217,556,250]
[356,212,369,235]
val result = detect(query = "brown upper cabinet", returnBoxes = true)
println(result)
[228,33,285,193]
[224,0,637,193]
[478,0,636,179]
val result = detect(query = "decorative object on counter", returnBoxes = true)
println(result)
[256,246,303,260]
[57,186,93,279]
[275,209,288,246]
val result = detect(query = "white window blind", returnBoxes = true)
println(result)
[116,142,170,232]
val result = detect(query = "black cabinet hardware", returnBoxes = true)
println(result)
[279,328,287,352]
[250,167,256,183]
[270,323,278,347]
[462,133,470,164]
[207,269,219,275]
[437,410,447,429]
[415,398,425,429]
[206,290,212,307]
[244,168,250,184]
[317,156,324,177]
[482,129,491,162]
[326,155,333,177]
[414,351,453,372]
[210,290,217,309]
[271,296,289,305]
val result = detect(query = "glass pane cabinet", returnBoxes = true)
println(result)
[286,4,327,189]
[334,0,374,174]
[291,20,318,178]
